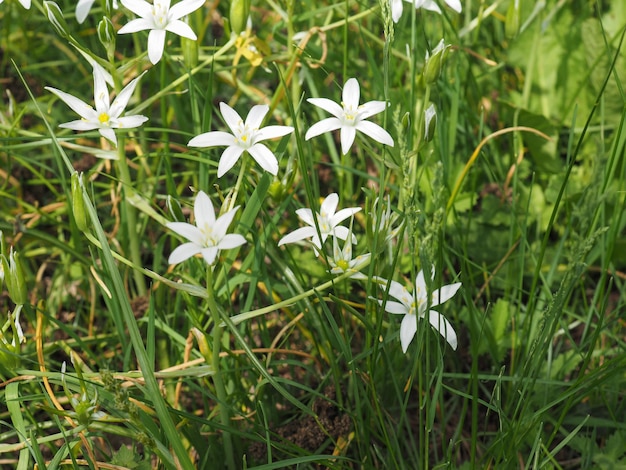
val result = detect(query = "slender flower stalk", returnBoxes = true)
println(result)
[188,102,294,177]
[45,64,148,147]
[305,78,394,155]
[118,0,205,64]
[376,267,461,352]
[166,190,246,266]
[278,193,361,253]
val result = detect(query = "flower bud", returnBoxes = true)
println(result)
[423,39,450,85]
[424,103,437,142]
[229,0,250,36]
[2,249,27,305]
[71,172,88,232]
[44,1,70,39]
[181,35,198,69]
[98,17,116,61]
[505,0,521,39]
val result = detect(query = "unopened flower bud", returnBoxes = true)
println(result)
[44,1,70,39]
[71,172,88,232]
[424,103,437,142]
[2,249,27,305]
[98,17,116,60]
[505,0,521,39]
[423,39,450,84]
[229,0,250,36]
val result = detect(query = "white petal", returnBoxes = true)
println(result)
[256,125,294,142]
[76,0,95,23]
[169,0,204,19]
[200,247,219,265]
[219,102,244,133]
[92,65,111,113]
[217,145,245,177]
[427,310,458,350]
[431,282,462,307]
[356,120,394,147]
[391,0,403,22]
[212,206,240,240]
[307,97,344,118]
[245,104,270,130]
[295,208,315,226]
[342,78,360,109]
[305,118,342,140]
[193,191,216,229]
[248,144,278,175]
[120,0,152,17]
[217,233,247,250]
[147,29,167,64]
[359,100,387,120]
[166,222,204,245]
[320,193,339,217]
[59,120,100,131]
[379,300,409,315]
[165,20,197,40]
[117,18,154,34]
[399,314,418,353]
[169,242,201,264]
[340,126,357,154]
[331,207,361,227]
[445,0,462,13]
[99,128,118,145]
[45,86,95,121]
[188,131,236,148]
[109,71,146,118]
[278,227,317,246]
[332,226,357,244]
[387,280,412,305]
[115,114,149,129]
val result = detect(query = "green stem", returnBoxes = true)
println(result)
[206,267,235,470]
[116,137,147,296]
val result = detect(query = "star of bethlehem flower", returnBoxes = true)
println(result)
[188,102,294,177]
[118,0,205,64]
[166,191,246,266]
[45,63,148,147]
[391,0,462,23]
[76,0,119,23]
[278,193,361,253]
[329,235,370,280]
[0,0,30,9]
[305,78,394,155]
[376,267,461,352]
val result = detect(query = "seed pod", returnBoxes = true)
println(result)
[230,0,250,36]
[71,172,88,232]
[505,0,521,39]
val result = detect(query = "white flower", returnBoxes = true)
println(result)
[424,103,437,141]
[0,0,31,9]
[278,193,361,252]
[76,0,119,23]
[391,0,462,23]
[329,236,370,280]
[188,102,294,177]
[305,78,394,155]
[166,191,246,266]
[118,0,205,64]
[45,64,148,146]
[376,268,461,352]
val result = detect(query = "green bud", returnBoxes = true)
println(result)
[71,172,88,232]
[424,103,437,142]
[97,17,116,60]
[505,0,521,39]
[268,180,285,202]
[44,1,70,39]
[181,35,198,69]
[401,111,411,129]
[2,249,27,306]
[191,328,212,363]
[229,0,250,36]
[423,39,450,85]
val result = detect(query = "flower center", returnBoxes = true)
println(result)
[235,121,256,149]
[98,112,110,125]
[152,1,169,28]
[341,102,358,125]
[201,223,218,247]
[336,259,350,271]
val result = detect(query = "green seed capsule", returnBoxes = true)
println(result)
[71,172,88,232]
[230,0,250,36]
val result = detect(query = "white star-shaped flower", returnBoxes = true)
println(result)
[76,0,119,23]
[188,102,294,177]
[329,235,370,280]
[166,191,247,266]
[118,0,205,64]
[376,268,461,352]
[278,193,361,252]
[45,64,148,147]
[391,0,462,23]
[0,0,31,9]
[305,78,394,155]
